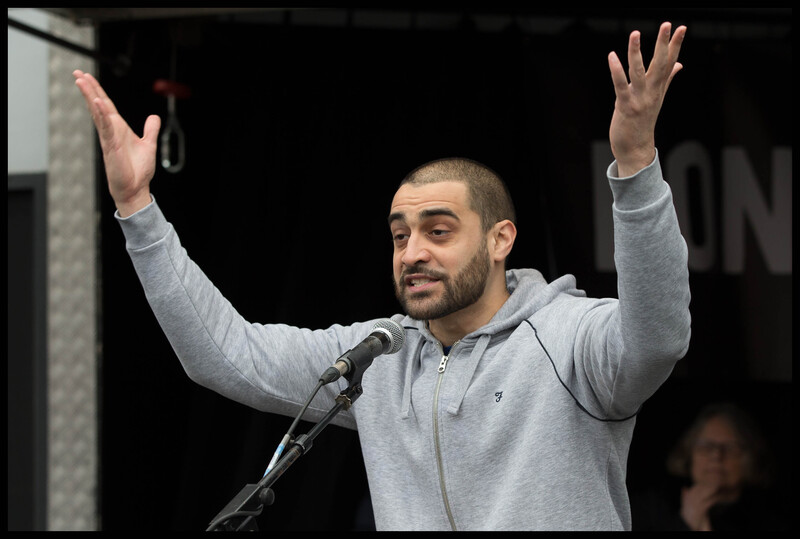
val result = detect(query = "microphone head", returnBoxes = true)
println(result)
[372,319,405,355]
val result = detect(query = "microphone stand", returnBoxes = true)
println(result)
[206,375,364,531]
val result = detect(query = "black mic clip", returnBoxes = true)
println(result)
[334,379,364,410]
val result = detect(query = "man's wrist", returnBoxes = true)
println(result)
[115,191,153,218]
[615,147,656,177]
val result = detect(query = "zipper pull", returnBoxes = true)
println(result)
[438,354,449,373]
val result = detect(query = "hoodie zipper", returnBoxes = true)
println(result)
[433,342,458,531]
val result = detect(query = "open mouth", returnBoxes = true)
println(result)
[404,274,441,292]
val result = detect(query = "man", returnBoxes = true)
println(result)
[74,21,690,530]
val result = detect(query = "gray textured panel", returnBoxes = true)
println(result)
[46,13,99,531]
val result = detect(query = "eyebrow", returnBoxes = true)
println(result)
[388,207,461,226]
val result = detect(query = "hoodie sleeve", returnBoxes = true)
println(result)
[587,150,692,415]
[115,196,361,428]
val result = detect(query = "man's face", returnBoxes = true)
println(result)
[388,181,491,320]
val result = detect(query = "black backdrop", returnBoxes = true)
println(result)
[93,9,791,530]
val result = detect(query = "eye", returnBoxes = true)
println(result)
[430,229,450,238]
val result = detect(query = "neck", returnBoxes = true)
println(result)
[428,271,510,347]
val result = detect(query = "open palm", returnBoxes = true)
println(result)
[74,70,160,216]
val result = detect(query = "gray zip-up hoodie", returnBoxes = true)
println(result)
[117,153,691,530]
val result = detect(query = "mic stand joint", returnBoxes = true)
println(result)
[206,378,364,531]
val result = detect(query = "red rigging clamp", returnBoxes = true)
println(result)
[153,79,191,100]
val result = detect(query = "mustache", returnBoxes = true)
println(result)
[399,265,447,282]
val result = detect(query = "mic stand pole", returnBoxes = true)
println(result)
[206,376,364,531]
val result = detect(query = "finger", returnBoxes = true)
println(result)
[82,72,109,100]
[664,61,684,94]
[91,97,117,147]
[82,72,120,116]
[627,30,646,92]
[651,23,687,88]
[74,71,120,118]
[667,25,687,70]
[74,75,99,111]
[75,79,107,135]
[607,51,630,97]
[647,22,673,75]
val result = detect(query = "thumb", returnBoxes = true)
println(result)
[142,114,162,144]
[664,62,683,94]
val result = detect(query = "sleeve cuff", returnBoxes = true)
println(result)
[607,149,668,211]
[115,195,171,250]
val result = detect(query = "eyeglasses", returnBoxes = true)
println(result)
[693,439,746,458]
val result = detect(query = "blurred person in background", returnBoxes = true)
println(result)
[631,401,788,531]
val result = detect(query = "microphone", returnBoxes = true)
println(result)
[319,319,405,384]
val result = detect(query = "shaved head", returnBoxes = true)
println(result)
[400,157,516,233]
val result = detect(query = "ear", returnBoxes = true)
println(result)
[489,220,517,263]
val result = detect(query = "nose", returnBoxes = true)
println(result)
[400,234,432,267]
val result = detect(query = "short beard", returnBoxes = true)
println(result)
[394,238,491,321]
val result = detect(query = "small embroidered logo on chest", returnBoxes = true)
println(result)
[494,391,503,402]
